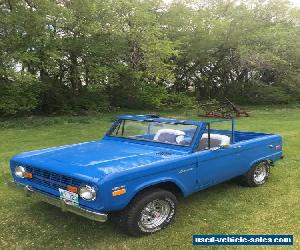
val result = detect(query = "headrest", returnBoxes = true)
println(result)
[154,129,186,144]
[202,133,230,146]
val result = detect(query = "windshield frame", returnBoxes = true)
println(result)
[105,119,201,148]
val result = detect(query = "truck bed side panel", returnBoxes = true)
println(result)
[236,134,283,174]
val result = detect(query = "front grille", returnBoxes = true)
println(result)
[25,166,82,191]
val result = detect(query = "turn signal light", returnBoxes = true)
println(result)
[112,188,126,197]
[67,185,78,193]
[24,172,33,179]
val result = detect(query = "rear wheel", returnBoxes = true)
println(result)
[239,161,270,187]
[119,188,177,237]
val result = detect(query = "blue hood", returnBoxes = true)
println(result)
[11,139,185,182]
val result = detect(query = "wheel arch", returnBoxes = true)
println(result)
[126,179,185,207]
[248,158,272,172]
[135,181,184,198]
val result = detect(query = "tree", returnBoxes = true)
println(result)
[0,0,299,116]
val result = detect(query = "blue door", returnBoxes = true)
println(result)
[194,145,244,189]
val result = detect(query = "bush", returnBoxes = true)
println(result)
[109,81,198,110]
[246,86,292,105]
[137,84,168,109]
[232,81,293,105]
[37,81,72,114]
[107,66,198,109]
[74,85,110,113]
[107,67,168,109]
[38,82,110,115]
[257,86,292,104]
[161,92,197,109]
[0,73,42,116]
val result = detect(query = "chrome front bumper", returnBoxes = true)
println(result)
[8,181,108,222]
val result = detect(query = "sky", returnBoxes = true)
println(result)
[291,0,300,6]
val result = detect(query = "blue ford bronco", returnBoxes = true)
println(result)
[10,115,283,236]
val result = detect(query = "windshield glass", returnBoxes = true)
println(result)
[108,120,198,146]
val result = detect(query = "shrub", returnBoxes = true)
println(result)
[161,92,197,109]
[244,85,292,105]
[137,84,168,109]
[38,82,110,114]
[0,73,41,116]
[74,86,110,113]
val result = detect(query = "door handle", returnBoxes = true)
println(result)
[233,145,242,149]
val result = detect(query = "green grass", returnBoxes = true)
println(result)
[0,107,299,250]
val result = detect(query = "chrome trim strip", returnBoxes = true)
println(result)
[8,181,108,222]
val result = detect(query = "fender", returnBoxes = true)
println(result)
[119,177,187,209]
[247,151,282,171]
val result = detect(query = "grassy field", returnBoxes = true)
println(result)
[0,107,299,249]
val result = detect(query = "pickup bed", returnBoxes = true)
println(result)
[10,115,283,236]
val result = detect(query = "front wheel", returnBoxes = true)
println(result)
[239,161,270,187]
[119,188,177,236]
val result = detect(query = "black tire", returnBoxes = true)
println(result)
[239,161,270,187]
[118,188,177,237]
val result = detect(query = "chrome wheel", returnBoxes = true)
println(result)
[254,163,267,184]
[239,161,270,187]
[138,199,171,231]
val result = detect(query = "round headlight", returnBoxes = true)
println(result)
[79,185,96,201]
[15,166,26,178]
